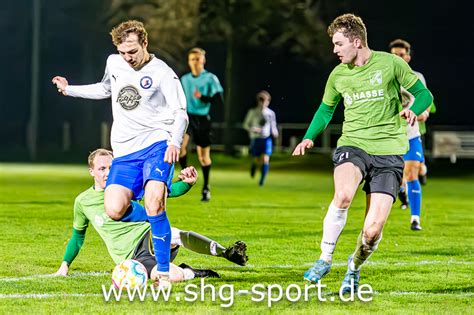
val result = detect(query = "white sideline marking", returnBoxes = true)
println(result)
[0,271,109,282]
[220,260,473,269]
[0,260,470,282]
[0,291,471,299]
[0,293,102,299]
[385,291,473,297]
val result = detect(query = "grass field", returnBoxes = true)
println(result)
[0,154,473,314]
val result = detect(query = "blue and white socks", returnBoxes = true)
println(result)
[148,212,171,273]
[407,180,422,223]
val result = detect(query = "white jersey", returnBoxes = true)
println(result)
[400,71,427,140]
[243,106,278,139]
[65,54,188,157]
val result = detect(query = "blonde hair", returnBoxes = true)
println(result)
[188,47,206,56]
[110,20,148,46]
[328,13,368,46]
[88,148,113,168]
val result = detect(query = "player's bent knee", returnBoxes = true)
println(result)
[104,200,128,220]
[363,227,382,245]
[105,207,124,221]
[334,190,353,208]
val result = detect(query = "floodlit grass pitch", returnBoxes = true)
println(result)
[0,155,472,313]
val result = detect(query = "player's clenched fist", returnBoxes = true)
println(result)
[52,76,69,95]
[178,166,198,185]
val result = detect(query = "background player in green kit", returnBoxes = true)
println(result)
[179,47,224,201]
[55,149,247,282]
[292,14,433,293]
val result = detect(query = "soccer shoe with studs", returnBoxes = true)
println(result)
[341,255,360,294]
[410,220,422,231]
[222,241,248,266]
[201,188,211,202]
[178,263,220,278]
[303,259,331,283]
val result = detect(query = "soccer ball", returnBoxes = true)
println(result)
[111,259,148,289]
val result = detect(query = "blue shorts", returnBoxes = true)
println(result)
[106,141,174,200]
[404,136,425,162]
[250,137,273,157]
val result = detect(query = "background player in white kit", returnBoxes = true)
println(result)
[243,90,279,186]
[51,20,188,288]
[389,38,431,231]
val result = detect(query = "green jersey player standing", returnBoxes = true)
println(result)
[292,13,433,293]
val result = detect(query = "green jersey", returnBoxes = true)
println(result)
[323,51,419,155]
[73,187,150,264]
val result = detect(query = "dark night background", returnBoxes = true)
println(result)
[1,0,472,162]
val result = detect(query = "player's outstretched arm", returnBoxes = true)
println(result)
[292,102,336,156]
[54,228,86,276]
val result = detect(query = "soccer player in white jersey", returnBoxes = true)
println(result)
[51,20,188,288]
[389,38,432,231]
[243,90,279,186]
[292,14,433,293]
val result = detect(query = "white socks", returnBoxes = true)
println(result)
[319,202,348,263]
[182,268,195,280]
[351,232,382,271]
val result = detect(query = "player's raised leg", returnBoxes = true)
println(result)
[171,227,248,266]
[104,185,134,220]
[304,161,362,283]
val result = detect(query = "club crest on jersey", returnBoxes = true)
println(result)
[343,93,353,106]
[369,70,383,86]
[117,86,141,110]
[94,214,105,227]
[140,76,153,89]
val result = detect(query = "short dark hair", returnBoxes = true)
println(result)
[388,38,411,55]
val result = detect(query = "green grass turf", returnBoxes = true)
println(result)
[0,154,473,314]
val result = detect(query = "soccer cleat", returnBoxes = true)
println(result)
[303,259,331,283]
[398,189,409,210]
[222,241,248,266]
[178,263,220,278]
[410,220,422,231]
[341,256,360,294]
[201,188,211,202]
